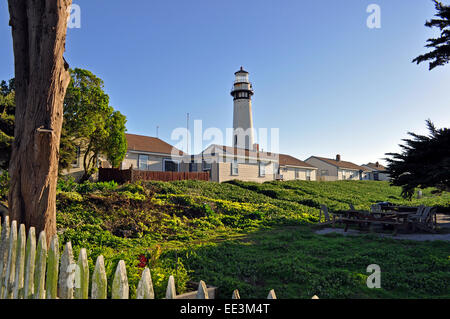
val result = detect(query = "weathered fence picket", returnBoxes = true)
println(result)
[196,280,209,299]
[0,216,10,297]
[91,255,107,299]
[58,241,74,299]
[46,235,59,299]
[75,248,89,299]
[12,224,25,299]
[267,289,277,299]
[112,260,129,299]
[23,227,36,299]
[165,275,176,299]
[3,220,17,299]
[0,219,319,300]
[136,267,154,299]
[34,232,47,299]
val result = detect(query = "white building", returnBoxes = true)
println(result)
[305,154,369,181]
[362,162,390,181]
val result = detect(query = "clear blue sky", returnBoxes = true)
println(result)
[1,0,449,165]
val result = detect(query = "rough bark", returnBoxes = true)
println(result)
[8,0,72,243]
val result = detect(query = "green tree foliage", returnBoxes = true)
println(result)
[61,68,127,181]
[385,120,450,199]
[1,71,127,180]
[105,111,128,168]
[0,79,15,170]
[413,0,450,70]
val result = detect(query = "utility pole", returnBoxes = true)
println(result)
[186,113,190,154]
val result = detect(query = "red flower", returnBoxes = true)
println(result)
[138,254,147,268]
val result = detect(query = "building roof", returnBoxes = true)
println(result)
[310,156,369,171]
[126,133,185,156]
[278,154,317,169]
[209,144,278,161]
[235,66,249,74]
[363,162,387,172]
[200,145,316,169]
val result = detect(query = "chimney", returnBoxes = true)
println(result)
[336,154,341,162]
[376,161,379,168]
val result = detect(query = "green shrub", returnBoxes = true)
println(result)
[0,170,9,201]
[118,182,146,195]
[76,180,118,194]
[57,176,78,192]
[118,191,146,201]
[57,191,83,203]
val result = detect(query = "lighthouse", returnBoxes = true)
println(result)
[231,67,255,150]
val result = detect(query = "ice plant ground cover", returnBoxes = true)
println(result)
[49,179,450,298]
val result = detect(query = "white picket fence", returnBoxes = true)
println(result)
[0,217,319,299]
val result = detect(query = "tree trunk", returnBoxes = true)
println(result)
[8,0,72,243]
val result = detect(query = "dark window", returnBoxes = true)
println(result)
[189,163,197,172]
[164,160,178,172]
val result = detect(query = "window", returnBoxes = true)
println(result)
[295,169,300,179]
[138,155,149,171]
[306,170,311,181]
[164,159,179,172]
[189,163,198,172]
[231,160,239,176]
[259,162,266,177]
[202,161,212,171]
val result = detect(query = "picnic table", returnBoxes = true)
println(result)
[317,204,438,235]
[334,209,414,235]
[379,205,419,213]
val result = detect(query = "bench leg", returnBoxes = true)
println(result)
[344,223,349,232]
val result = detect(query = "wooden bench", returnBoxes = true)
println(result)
[339,216,405,235]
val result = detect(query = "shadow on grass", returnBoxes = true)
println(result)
[177,225,450,299]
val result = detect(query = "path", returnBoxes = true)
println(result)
[315,228,450,241]
[315,214,450,242]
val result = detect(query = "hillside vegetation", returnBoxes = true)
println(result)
[55,179,450,298]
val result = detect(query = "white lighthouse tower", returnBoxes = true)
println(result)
[231,67,255,150]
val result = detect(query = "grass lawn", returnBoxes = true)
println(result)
[181,225,450,299]
[50,178,450,298]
